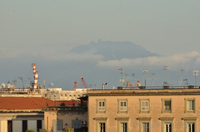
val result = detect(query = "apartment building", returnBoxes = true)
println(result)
[43,97,88,132]
[0,97,55,132]
[87,88,200,132]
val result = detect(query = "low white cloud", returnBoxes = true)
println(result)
[97,51,200,70]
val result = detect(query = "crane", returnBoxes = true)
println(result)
[73,80,77,90]
[80,76,87,89]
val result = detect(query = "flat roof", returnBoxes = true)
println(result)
[87,88,200,96]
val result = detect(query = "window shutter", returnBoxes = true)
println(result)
[119,101,127,111]
[98,101,105,111]
[141,100,149,111]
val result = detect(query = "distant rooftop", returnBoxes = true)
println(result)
[0,97,55,111]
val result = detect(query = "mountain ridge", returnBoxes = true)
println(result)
[68,40,160,61]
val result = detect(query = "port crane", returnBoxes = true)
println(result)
[80,76,87,89]
[73,76,87,90]
[73,80,77,90]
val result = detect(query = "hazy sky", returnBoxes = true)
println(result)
[1,0,200,55]
[1,0,200,89]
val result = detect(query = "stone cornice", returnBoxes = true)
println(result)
[87,89,200,96]
[0,109,42,113]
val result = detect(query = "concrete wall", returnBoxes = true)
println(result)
[88,95,200,132]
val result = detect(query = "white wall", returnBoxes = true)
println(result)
[13,120,22,132]
[28,120,37,132]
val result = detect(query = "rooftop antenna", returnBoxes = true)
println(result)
[151,73,159,89]
[43,80,46,89]
[183,79,189,86]
[143,69,148,88]
[117,68,123,87]
[178,69,187,85]
[18,77,24,88]
[163,65,168,86]
[193,70,199,87]
[125,73,128,88]
[13,79,17,88]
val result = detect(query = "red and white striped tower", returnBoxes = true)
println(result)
[32,63,36,76]
[32,63,38,89]
[34,71,39,89]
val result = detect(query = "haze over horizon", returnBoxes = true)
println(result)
[1,1,200,89]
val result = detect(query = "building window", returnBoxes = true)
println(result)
[73,122,81,129]
[120,123,127,132]
[138,117,151,132]
[99,123,106,132]
[163,123,172,132]
[118,99,128,113]
[182,117,196,132]
[162,99,172,113]
[52,120,63,132]
[141,122,149,132]
[185,98,195,113]
[94,118,107,132]
[160,117,174,132]
[186,122,195,132]
[140,99,150,113]
[116,117,129,132]
[22,120,27,132]
[37,120,42,132]
[96,99,106,113]
[72,120,82,129]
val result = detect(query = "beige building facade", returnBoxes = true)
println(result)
[44,106,88,132]
[87,88,200,132]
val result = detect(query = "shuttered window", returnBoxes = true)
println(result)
[119,101,127,111]
[99,101,105,111]
[118,99,128,113]
[140,99,150,113]
[141,100,149,111]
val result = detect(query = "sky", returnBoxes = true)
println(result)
[1,0,200,89]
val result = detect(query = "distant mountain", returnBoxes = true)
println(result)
[69,40,159,60]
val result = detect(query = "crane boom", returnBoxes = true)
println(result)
[80,76,87,89]
[73,80,77,90]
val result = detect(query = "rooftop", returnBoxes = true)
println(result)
[0,97,55,111]
[87,86,200,96]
